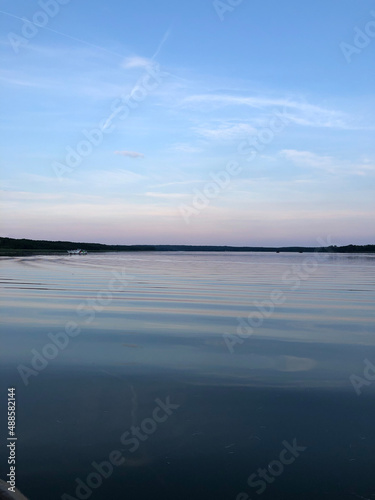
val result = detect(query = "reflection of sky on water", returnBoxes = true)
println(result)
[1,253,375,499]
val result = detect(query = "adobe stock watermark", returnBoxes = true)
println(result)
[178,107,290,224]
[236,107,290,161]
[213,0,245,22]
[340,11,375,63]
[350,359,375,396]
[235,438,306,499]
[52,63,166,180]
[17,267,132,386]
[7,0,71,54]
[61,396,180,500]
[223,236,332,353]
[179,160,242,224]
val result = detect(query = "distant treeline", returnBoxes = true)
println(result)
[155,244,375,253]
[0,237,154,254]
[0,237,374,255]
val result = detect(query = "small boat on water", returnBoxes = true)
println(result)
[67,249,87,255]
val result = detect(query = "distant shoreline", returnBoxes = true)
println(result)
[0,237,374,256]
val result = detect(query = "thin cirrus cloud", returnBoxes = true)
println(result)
[280,150,336,170]
[114,151,144,158]
[89,169,146,185]
[183,94,350,129]
[280,150,375,177]
[122,56,153,69]
[194,123,257,141]
[122,29,170,68]
[183,94,334,115]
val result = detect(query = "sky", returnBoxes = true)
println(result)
[1,0,374,246]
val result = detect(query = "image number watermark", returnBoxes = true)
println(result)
[6,388,17,495]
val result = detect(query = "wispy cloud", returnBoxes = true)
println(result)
[183,94,350,129]
[194,122,256,140]
[89,169,146,185]
[151,28,171,60]
[114,151,144,158]
[0,8,126,59]
[122,28,170,68]
[184,93,330,114]
[280,150,375,177]
[122,56,153,69]
[280,150,336,171]
[355,161,375,176]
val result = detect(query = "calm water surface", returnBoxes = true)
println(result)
[1,252,375,499]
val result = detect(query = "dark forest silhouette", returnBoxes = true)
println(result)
[1,237,374,255]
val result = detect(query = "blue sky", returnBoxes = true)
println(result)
[1,0,374,246]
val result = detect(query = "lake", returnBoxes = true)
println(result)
[1,252,375,499]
